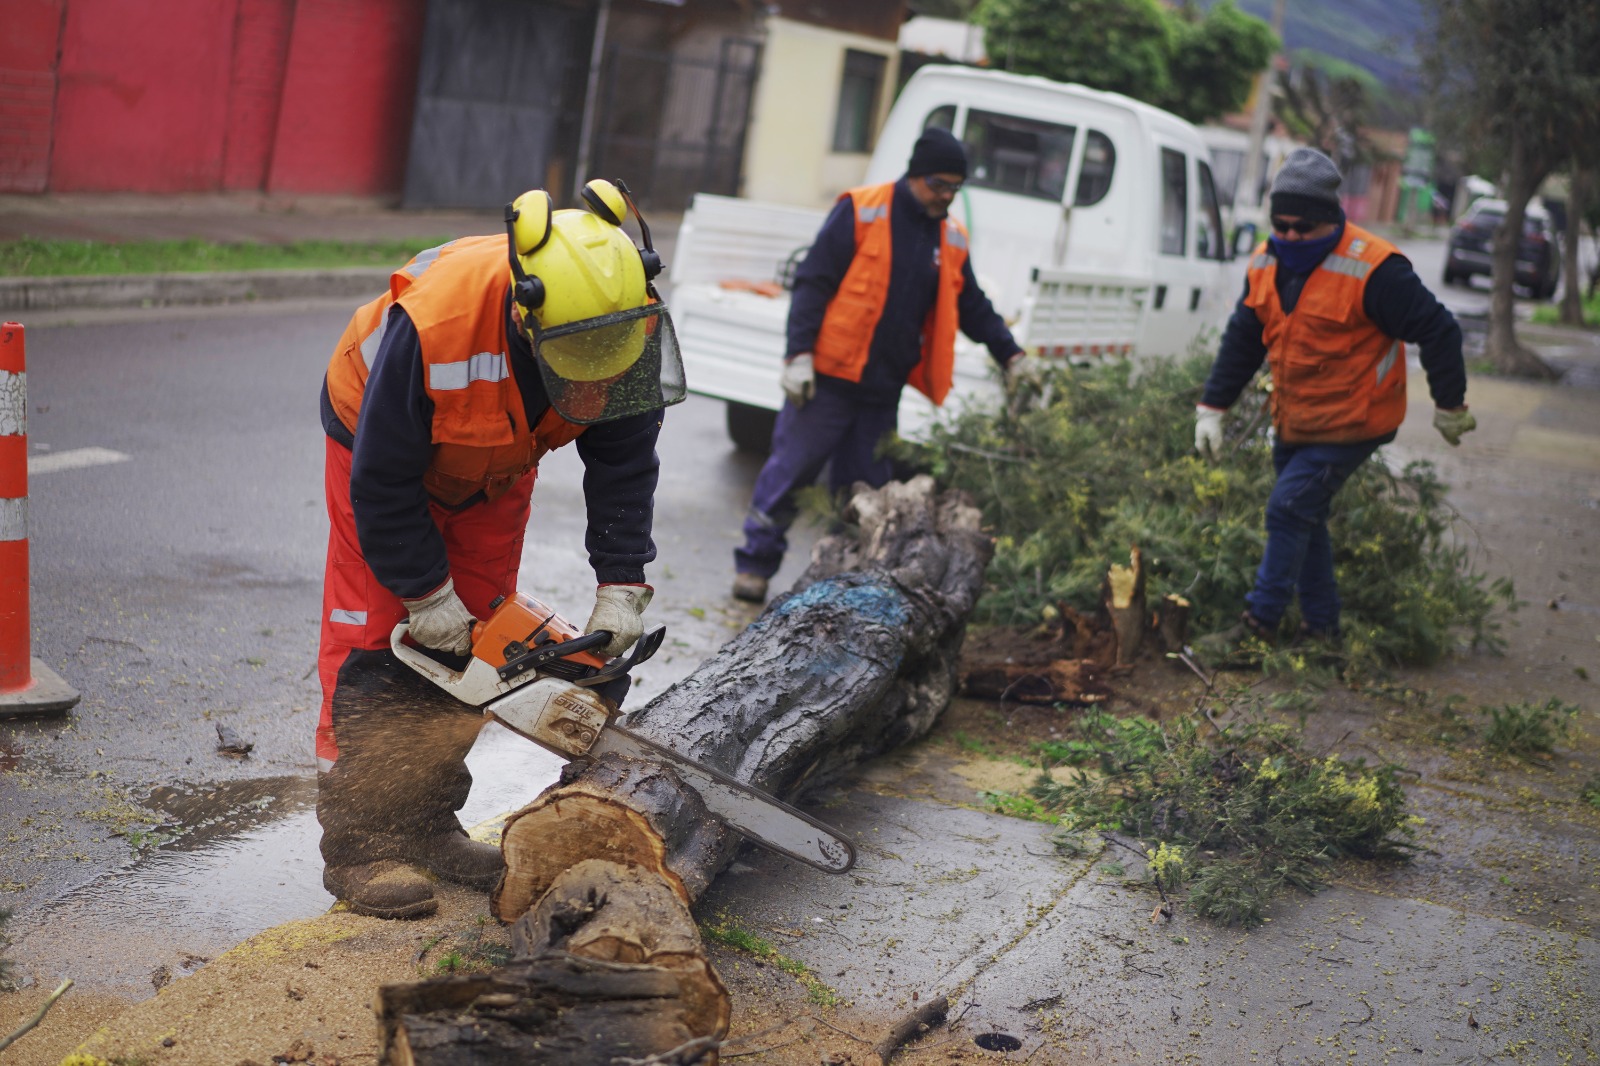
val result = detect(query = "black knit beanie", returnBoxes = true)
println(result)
[1269,147,1344,223]
[907,128,968,178]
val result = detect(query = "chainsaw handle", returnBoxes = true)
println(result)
[390,621,469,689]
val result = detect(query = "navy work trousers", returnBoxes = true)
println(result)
[735,389,899,579]
[1245,438,1382,633]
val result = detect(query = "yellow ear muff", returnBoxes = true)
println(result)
[510,190,553,254]
[581,179,627,227]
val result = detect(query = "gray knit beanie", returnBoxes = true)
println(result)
[1269,148,1343,223]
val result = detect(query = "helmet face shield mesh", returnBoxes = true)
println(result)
[531,303,687,425]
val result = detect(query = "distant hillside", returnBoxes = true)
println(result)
[1207,0,1427,96]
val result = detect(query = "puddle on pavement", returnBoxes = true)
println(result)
[0,738,21,772]
[7,721,562,996]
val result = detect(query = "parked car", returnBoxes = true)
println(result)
[1443,197,1560,298]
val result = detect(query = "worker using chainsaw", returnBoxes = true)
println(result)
[1195,148,1472,645]
[731,127,1026,603]
[315,179,684,918]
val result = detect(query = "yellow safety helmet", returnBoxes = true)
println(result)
[506,180,649,382]
[503,179,686,424]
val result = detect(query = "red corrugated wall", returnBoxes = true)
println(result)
[267,0,425,195]
[5,0,423,196]
[0,0,66,194]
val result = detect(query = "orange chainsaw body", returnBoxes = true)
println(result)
[469,592,609,672]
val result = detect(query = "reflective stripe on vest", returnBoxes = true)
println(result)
[1251,253,1276,269]
[1320,254,1372,280]
[359,307,390,369]
[857,204,887,225]
[404,241,453,280]
[945,219,967,250]
[428,351,509,391]
[329,608,367,626]
[1375,339,1400,385]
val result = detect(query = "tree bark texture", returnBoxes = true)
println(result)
[1487,128,1559,379]
[379,477,992,1065]
[1102,546,1146,666]
[1561,169,1588,326]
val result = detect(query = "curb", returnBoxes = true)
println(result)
[0,266,394,313]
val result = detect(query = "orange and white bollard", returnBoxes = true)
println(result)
[1,321,79,716]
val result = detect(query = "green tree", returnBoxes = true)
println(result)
[1160,2,1279,124]
[974,0,1175,103]
[1422,0,1600,377]
[972,0,1276,124]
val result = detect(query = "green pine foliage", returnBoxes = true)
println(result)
[1033,706,1415,928]
[893,357,1514,675]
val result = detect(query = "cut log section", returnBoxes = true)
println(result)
[377,476,993,1065]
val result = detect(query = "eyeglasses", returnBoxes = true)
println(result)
[924,176,965,195]
[1270,217,1320,235]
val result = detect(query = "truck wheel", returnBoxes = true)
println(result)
[726,402,777,455]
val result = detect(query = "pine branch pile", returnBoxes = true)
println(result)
[893,357,1514,674]
[1039,705,1416,928]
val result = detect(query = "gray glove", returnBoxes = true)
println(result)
[585,584,653,658]
[781,353,815,408]
[1433,406,1476,446]
[1194,405,1225,460]
[401,577,476,655]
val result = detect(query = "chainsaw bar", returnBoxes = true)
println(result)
[590,725,857,875]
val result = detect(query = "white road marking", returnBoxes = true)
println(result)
[28,447,131,475]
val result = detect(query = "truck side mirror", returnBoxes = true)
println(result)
[1231,223,1258,260]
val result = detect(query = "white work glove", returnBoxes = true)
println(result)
[1194,405,1225,460]
[781,353,815,408]
[1432,406,1476,446]
[1005,351,1048,389]
[401,577,476,656]
[585,584,654,658]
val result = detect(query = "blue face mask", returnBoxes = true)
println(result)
[1269,224,1343,274]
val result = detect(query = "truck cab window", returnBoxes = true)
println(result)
[1197,160,1226,261]
[833,50,887,153]
[1160,147,1187,256]
[1073,130,1116,207]
[923,105,955,133]
[961,110,1076,202]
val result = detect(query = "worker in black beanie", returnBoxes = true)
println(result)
[1194,146,1473,648]
[730,127,1023,603]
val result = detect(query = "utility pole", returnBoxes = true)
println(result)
[1237,0,1288,217]
[573,0,613,202]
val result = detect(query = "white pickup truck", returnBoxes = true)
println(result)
[669,65,1239,451]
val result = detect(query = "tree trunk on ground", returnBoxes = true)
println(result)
[1487,129,1560,379]
[376,476,993,1065]
[1561,169,1589,326]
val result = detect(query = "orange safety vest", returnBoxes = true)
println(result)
[1244,224,1407,444]
[324,235,587,506]
[812,182,969,406]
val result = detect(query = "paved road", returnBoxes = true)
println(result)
[1,297,811,944]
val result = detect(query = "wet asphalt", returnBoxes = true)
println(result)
[3,234,1598,1062]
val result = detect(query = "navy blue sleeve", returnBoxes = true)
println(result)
[349,305,450,600]
[1363,254,1467,410]
[786,196,858,358]
[1201,278,1268,409]
[576,408,663,585]
[957,256,1023,367]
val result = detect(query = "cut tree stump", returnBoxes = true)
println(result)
[376,476,993,1065]
[1103,546,1146,666]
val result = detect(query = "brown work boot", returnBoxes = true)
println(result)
[408,829,504,890]
[323,860,437,919]
[731,572,768,603]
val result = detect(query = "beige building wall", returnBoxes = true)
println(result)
[741,17,899,208]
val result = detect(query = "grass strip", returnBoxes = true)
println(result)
[0,237,454,277]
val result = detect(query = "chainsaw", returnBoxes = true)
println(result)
[390,592,855,874]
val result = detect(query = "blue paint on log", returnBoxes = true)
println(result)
[774,580,908,628]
